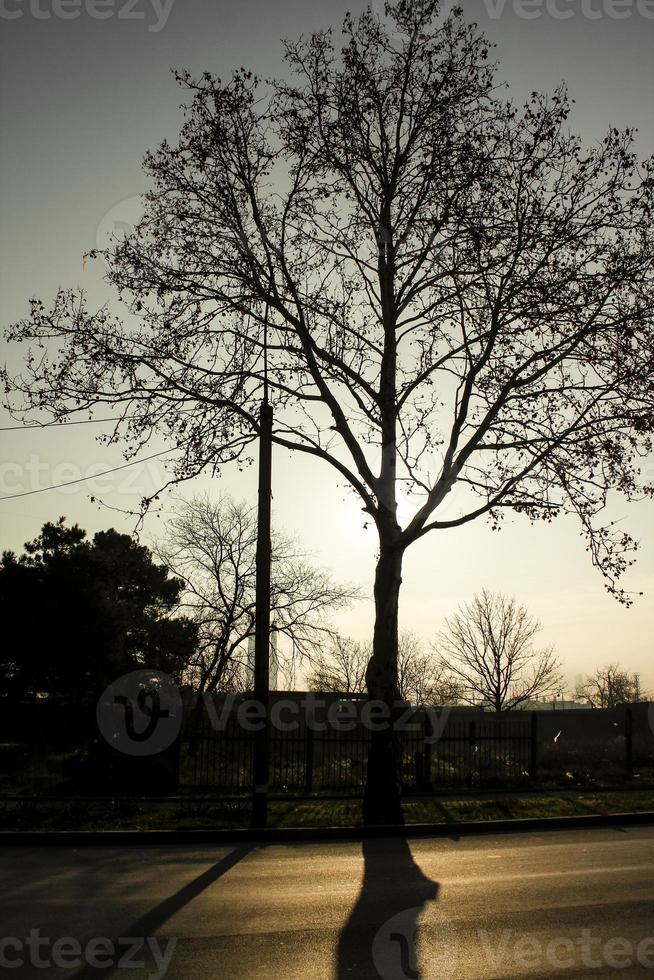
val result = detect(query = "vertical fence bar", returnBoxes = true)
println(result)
[304,722,314,793]
[530,712,539,781]
[468,719,476,785]
[423,711,432,789]
[625,707,633,779]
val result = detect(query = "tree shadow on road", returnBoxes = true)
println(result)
[336,835,439,980]
[71,844,253,979]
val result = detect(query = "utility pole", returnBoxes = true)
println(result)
[252,306,272,828]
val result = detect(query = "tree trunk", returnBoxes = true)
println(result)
[363,539,405,825]
[363,200,402,824]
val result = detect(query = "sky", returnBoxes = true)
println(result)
[1,0,653,691]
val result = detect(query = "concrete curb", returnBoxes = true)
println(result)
[1,810,653,846]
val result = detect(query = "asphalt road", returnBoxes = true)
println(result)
[2,825,654,978]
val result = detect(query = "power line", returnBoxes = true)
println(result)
[0,416,122,432]
[0,448,177,501]
[1,408,198,432]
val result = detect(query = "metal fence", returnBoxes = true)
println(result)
[179,696,536,793]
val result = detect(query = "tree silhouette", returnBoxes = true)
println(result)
[575,663,647,708]
[434,589,562,712]
[0,519,197,701]
[310,631,461,706]
[4,0,654,818]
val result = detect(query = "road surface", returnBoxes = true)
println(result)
[2,825,654,978]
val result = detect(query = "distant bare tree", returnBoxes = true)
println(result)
[310,631,461,706]
[397,632,462,707]
[308,636,368,694]
[156,495,358,692]
[575,663,647,708]
[435,590,562,712]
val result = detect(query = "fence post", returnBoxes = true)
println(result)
[625,707,633,779]
[305,723,314,793]
[530,712,538,781]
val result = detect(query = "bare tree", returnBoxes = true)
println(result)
[308,636,369,694]
[310,631,461,706]
[155,494,357,692]
[5,1,653,818]
[575,663,647,708]
[434,590,562,712]
[397,631,462,707]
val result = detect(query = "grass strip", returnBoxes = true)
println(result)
[2,792,654,831]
